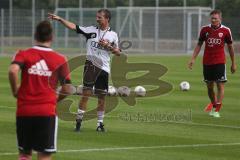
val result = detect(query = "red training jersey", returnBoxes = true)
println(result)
[198,24,233,65]
[12,46,71,117]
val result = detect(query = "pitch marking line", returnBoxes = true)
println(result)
[1,142,240,156]
[0,106,240,129]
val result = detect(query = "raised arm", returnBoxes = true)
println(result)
[48,13,76,31]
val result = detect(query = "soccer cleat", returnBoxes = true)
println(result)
[75,119,82,132]
[209,109,221,118]
[96,122,105,132]
[212,111,221,118]
[209,109,215,116]
[204,103,213,112]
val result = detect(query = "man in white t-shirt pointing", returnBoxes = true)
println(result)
[49,9,121,132]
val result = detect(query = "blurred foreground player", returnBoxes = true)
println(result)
[9,21,71,160]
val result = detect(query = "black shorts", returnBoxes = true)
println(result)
[16,116,58,154]
[83,60,109,95]
[203,64,227,83]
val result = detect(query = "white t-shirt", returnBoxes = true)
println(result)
[76,25,119,73]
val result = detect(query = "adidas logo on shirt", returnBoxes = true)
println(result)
[28,60,52,77]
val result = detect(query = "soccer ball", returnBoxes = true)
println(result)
[134,86,146,97]
[56,86,62,94]
[108,85,117,96]
[180,81,190,91]
[56,85,77,95]
[117,86,131,97]
[76,85,83,95]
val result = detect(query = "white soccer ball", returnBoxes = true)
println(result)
[56,86,62,94]
[134,86,146,97]
[180,81,190,91]
[69,85,77,94]
[117,86,131,97]
[76,85,83,95]
[108,85,117,96]
[56,84,77,95]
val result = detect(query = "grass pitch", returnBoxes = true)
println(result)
[0,55,240,160]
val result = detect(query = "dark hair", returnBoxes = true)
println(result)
[97,9,111,22]
[34,20,53,42]
[210,9,222,17]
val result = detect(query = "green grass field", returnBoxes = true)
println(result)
[0,55,240,160]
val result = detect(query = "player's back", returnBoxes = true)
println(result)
[12,46,70,116]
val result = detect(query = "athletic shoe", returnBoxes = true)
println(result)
[96,122,105,132]
[212,111,220,118]
[204,103,213,112]
[209,109,215,116]
[75,119,82,132]
[209,109,221,118]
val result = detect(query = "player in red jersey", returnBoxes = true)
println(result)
[188,9,236,118]
[9,21,71,160]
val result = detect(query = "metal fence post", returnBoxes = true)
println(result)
[154,0,159,53]
[1,9,4,55]
[64,9,69,48]
[9,0,13,46]
[79,0,83,53]
[41,9,45,21]
[32,0,35,45]
[104,0,107,8]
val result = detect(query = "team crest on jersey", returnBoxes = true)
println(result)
[218,32,223,38]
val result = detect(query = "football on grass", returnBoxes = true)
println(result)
[117,86,131,96]
[180,81,190,91]
[108,85,117,96]
[134,86,146,97]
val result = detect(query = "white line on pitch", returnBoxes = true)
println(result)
[1,142,240,156]
[159,121,240,129]
[0,106,15,109]
[1,105,240,129]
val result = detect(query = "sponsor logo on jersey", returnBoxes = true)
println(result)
[28,60,52,77]
[90,41,107,50]
[207,38,221,45]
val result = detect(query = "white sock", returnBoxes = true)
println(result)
[77,109,85,120]
[97,111,104,126]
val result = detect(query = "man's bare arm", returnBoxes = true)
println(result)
[8,64,20,98]
[57,84,72,102]
[188,44,202,70]
[48,13,76,31]
[227,43,237,73]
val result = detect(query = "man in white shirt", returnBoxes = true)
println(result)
[49,9,121,132]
